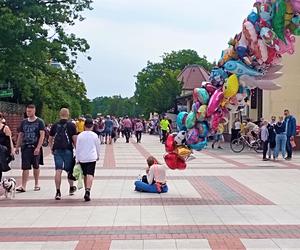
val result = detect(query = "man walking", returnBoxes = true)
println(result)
[15,104,45,192]
[284,109,297,160]
[160,115,170,144]
[104,115,113,144]
[123,116,132,143]
[76,118,101,201]
[49,108,78,200]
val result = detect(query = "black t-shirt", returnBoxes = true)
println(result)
[20,118,45,146]
[50,119,77,150]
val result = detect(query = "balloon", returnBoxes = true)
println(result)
[192,101,201,114]
[272,0,287,41]
[260,27,279,48]
[240,75,281,90]
[176,112,188,131]
[259,3,274,24]
[290,0,300,13]
[164,152,186,170]
[196,105,207,121]
[186,128,200,145]
[223,74,239,98]
[189,138,207,151]
[224,60,263,76]
[253,39,269,64]
[176,146,192,159]
[202,82,217,95]
[258,71,283,80]
[243,21,258,48]
[165,134,176,152]
[185,112,196,129]
[193,88,209,105]
[219,46,237,66]
[248,11,259,24]
[209,67,228,87]
[285,2,294,27]
[195,121,209,137]
[277,29,296,55]
[207,88,224,117]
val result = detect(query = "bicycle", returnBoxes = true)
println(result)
[230,134,263,153]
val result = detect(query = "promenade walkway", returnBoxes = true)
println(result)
[2,134,300,249]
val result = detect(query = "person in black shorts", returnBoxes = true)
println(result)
[75,118,100,201]
[15,104,45,192]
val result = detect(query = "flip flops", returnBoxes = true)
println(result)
[34,186,41,191]
[16,187,26,192]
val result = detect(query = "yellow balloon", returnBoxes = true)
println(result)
[223,74,239,98]
[176,146,192,158]
[285,2,294,27]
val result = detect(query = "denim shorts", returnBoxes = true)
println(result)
[53,149,74,172]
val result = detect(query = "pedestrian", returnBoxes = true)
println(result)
[49,108,78,200]
[160,116,170,144]
[274,116,287,160]
[134,119,144,143]
[76,116,85,134]
[104,115,113,144]
[134,156,168,193]
[267,117,276,160]
[231,118,241,141]
[76,118,101,201]
[112,116,119,142]
[122,116,132,143]
[261,120,269,161]
[212,121,225,149]
[0,113,15,181]
[15,104,45,192]
[284,109,297,160]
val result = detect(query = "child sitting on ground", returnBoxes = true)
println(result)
[134,156,168,193]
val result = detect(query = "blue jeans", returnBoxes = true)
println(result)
[134,180,168,193]
[274,134,287,159]
[53,149,74,172]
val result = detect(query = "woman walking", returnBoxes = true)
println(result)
[0,113,14,181]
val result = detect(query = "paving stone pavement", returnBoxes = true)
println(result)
[2,134,300,249]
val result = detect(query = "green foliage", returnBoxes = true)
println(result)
[134,49,213,115]
[0,0,92,118]
[91,96,141,118]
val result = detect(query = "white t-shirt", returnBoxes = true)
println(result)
[234,121,241,130]
[76,131,101,163]
[147,164,167,184]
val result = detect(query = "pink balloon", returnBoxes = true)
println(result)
[164,152,187,170]
[207,88,224,117]
[203,82,217,95]
[290,0,300,13]
[277,29,296,55]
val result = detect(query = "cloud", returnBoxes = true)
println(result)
[70,0,255,98]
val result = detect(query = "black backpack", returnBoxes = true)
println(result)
[53,123,71,149]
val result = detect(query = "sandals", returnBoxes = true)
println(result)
[16,187,26,193]
[34,186,41,191]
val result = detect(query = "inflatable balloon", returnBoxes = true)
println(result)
[260,3,274,25]
[202,82,217,95]
[196,121,209,138]
[174,131,187,145]
[165,134,176,152]
[192,101,201,114]
[164,152,186,170]
[258,71,283,80]
[285,2,294,27]
[224,60,263,76]
[272,0,287,41]
[277,29,296,55]
[176,146,192,159]
[290,0,300,13]
[248,11,259,24]
[243,21,258,48]
[194,88,209,105]
[186,128,200,145]
[189,138,207,151]
[196,105,207,121]
[260,27,279,48]
[176,112,188,131]
[223,74,239,98]
[209,67,228,87]
[207,88,224,117]
[185,112,196,129]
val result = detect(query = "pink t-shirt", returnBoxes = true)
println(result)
[123,118,132,128]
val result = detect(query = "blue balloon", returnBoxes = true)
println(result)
[189,139,207,151]
[209,67,228,86]
[247,11,259,24]
[224,60,263,77]
[176,112,188,131]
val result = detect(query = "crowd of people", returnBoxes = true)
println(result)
[0,105,298,201]
[229,109,297,161]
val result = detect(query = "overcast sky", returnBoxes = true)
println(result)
[70,0,254,99]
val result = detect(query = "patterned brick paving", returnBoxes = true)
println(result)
[102,144,116,168]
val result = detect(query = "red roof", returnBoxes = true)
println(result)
[177,65,210,90]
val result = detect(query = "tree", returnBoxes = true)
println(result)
[134,49,213,115]
[0,0,92,117]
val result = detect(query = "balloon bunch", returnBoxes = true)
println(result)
[164,0,299,170]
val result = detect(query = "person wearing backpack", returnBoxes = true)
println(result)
[49,108,78,200]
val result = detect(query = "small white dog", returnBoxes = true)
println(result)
[2,178,16,198]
